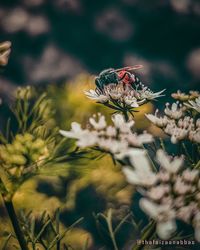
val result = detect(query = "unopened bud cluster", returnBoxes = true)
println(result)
[0,133,49,176]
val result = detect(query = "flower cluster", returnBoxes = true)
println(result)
[122,149,200,241]
[184,96,200,113]
[85,81,165,113]
[146,101,200,143]
[0,41,11,66]
[0,133,49,177]
[171,90,199,102]
[60,113,153,155]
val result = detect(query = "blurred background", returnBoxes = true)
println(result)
[0,0,200,249]
[0,0,200,95]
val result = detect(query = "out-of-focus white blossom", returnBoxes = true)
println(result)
[140,198,176,240]
[89,114,107,130]
[0,41,11,66]
[123,166,157,187]
[156,149,183,174]
[189,127,200,143]
[147,185,170,200]
[146,101,199,144]
[184,97,200,113]
[122,149,200,241]
[174,177,192,195]
[164,121,188,144]
[182,169,199,182]
[194,213,200,242]
[111,113,134,133]
[122,149,157,187]
[60,113,153,155]
[60,123,98,147]
[172,90,200,101]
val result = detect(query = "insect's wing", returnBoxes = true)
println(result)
[115,65,143,72]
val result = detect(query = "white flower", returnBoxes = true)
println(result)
[173,177,192,195]
[171,90,190,101]
[111,113,134,133]
[89,114,107,130]
[164,121,188,143]
[84,89,108,103]
[60,122,87,139]
[177,206,194,223]
[138,87,165,100]
[139,198,176,239]
[123,166,157,187]
[98,138,128,154]
[193,213,200,242]
[85,80,164,112]
[122,132,153,147]
[122,150,157,186]
[156,149,183,173]
[157,171,170,182]
[0,41,11,66]
[76,131,98,147]
[197,119,200,128]
[60,123,98,147]
[105,126,117,137]
[145,110,169,128]
[184,97,200,113]
[123,94,139,107]
[148,185,170,200]
[182,169,199,182]
[115,148,146,160]
[164,102,185,119]
[174,197,185,208]
[177,116,194,130]
[104,83,124,100]
[189,128,200,143]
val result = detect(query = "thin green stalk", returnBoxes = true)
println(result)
[0,178,28,250]
[56,208,61,250]
[107,209,119,250]
[181,142,193,163]
[3,198,29,250]
[132,221,156,250]
[123,110,129,122]
[159,138,166,151]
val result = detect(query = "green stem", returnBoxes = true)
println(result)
[159,138,165,151]
[123,110,129,122]
[107,209,119,250]
[2,197,29,250]
[181,142,193,163]
[132,221,156,250]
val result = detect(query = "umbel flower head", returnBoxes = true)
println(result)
[184,96,200,113]
[84,67,165,116]
[146,100,200,144]
[171,90,200,102]
[122,149,200,241]
[60,113,153,156]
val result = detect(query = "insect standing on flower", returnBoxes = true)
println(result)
[95,65,143,91]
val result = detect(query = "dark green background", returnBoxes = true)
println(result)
[0,0,200,94]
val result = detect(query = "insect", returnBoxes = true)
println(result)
[95,65,143,91]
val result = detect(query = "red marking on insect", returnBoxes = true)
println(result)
[116,65,143,85]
